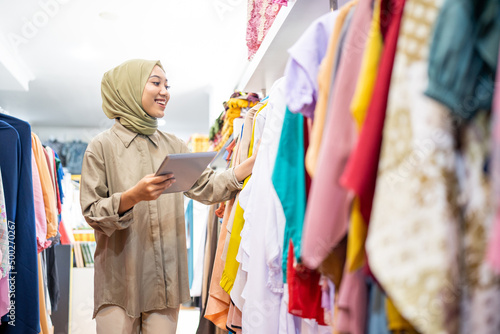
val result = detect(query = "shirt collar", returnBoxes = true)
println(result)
[112,119,159,148]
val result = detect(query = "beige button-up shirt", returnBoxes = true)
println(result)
[80,120,242,318]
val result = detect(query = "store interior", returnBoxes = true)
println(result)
[1,0,500,333]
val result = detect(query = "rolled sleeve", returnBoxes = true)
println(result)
[80,149,135,237]
[184,167,242,205]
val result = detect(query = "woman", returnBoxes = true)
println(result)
[80,59,255,333]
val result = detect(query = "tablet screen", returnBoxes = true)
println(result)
[155,151,217,193]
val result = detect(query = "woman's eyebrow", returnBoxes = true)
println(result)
[149,75,164,80]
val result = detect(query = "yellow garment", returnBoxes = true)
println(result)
[346,0,383,272]
[350,0,383,130]
[101,59,163,135]
[305,0,358,177]
[214,98,258,152]
[220,104,263,293]
[346,198,367,271]
[386,297,419,333]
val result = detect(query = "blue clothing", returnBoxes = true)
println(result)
[0,115,39,334]
[54,152,64,204]
[271,107,305,282]
[367,281,389,334]
[61,140,88,175]
[185,199,194,289]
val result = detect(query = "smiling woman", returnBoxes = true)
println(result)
[79,59,256,334]
[141,66,170,119]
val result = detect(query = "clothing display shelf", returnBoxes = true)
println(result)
[236,0,331,94]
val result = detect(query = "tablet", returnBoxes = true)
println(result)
[155,151,217,193]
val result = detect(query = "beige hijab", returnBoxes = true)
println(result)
[101,59,164,135]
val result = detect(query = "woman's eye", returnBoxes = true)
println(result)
[165,85,171,90]
[153,82,160,86]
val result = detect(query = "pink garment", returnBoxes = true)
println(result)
[246,0,282,60]
[487,49,500,273]
[273,0,288,5]
[301,0,372,269]
[0,276,9,317]
[335,269,367,334]
[32,150,51,253]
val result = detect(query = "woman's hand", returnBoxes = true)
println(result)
[234,139,261,182]
[118,173,175,214]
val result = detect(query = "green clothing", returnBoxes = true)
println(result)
[271,107,306,282]
[425,0,500,120]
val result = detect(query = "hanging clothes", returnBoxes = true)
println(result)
[31,150,51,253]
[284,11,337,119]
[0,121,19,318]
[230,102,267,310]
[301,0,369,271]
[425,0,500,121]
[220,102,265,294]
[0,114,40,334]
[238,78,288,334]
[32,133,58,241]
[304,0,358,178]
[204,197,236,329]
[366,0,459,332]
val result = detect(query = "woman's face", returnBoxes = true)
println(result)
[142,65,170,118]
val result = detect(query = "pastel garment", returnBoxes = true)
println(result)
[340,0,406,224]
[425,0,500,120]
[350,0,383,131]
[220,104,263,295]
[31,151,51,253]
[301,0,371,270]
[366,0,460,332]
[246,0,282,60]
[80,120,242,318]
[32,134,58,241]
[204,197,235,329]
[239,78,288,334]
[0,114,40,334]
[284,11,337,119]
[305,0,357,177]
[334,269,367,334]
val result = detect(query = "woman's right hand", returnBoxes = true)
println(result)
[132,173,176,201]
[118,173,175,214]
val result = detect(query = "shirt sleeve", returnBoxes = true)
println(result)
[180,140,242,205]
[80,148,134,237]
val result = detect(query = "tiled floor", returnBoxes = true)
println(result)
[70,268,200,333]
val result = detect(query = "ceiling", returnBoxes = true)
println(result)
[0,0,249,140]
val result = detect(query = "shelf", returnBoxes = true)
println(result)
[235,0,331,94]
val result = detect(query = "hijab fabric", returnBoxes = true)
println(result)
[101,59,164,135]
